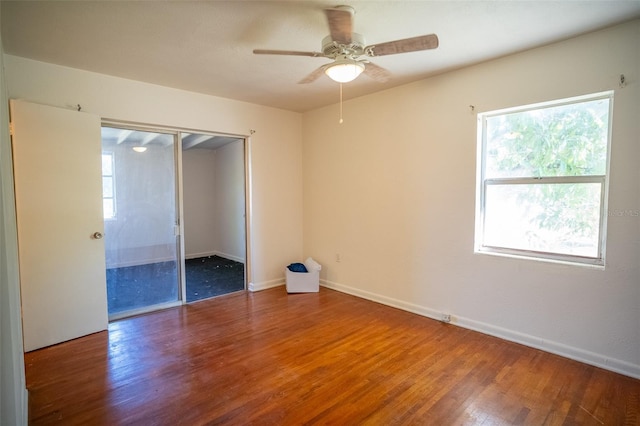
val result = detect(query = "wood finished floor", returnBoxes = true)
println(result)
[25,287,639,425]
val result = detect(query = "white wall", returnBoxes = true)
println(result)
[182,148,218,258]
[4,55,304,290]
[214,140,246,262]
[0,9,28,422]
[104,139,178,268]
[182,141,246,263]
[303,20,640,378]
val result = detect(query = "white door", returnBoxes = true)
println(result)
[11,99,108,352]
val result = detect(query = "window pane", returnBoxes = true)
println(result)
[102,153,113,175]
[485,98,609,178]
[483,183,601,257]
[102,176,113,198]
[103,199,114,219]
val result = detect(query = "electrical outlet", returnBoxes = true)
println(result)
[442,314,451,323]
[336,253,341,263]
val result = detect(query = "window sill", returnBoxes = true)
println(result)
[474,248,605,270]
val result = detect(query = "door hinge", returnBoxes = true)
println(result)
[9,121,14,136]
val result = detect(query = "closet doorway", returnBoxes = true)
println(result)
[101,126,182,320]
[181,133,247,302]
[101,124,248,320]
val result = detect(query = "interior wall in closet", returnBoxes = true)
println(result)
[182,136,245,263]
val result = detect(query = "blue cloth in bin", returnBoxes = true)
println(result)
[287,263,308,273]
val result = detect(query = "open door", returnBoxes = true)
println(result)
[10,100,108,352]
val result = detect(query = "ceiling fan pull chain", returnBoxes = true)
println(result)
[339,83,343,123]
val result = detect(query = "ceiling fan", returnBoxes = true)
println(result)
[253,5,439,84]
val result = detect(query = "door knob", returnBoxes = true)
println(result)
[92,232,104,239]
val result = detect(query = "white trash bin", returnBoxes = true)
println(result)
[285,257,322,293]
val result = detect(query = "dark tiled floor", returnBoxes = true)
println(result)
[106,256,244,315]
[184,255,245,302]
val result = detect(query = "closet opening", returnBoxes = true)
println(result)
[101,123,249,320]
[101,125,182,320]
[180,133,247,302]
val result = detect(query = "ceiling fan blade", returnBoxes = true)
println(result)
[298,65,328,84]
[325,7,353,44]
[253,49,323,57]
[363,62,391,83]
[365,34,439,57]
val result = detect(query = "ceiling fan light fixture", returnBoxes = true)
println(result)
[325,58,365,83]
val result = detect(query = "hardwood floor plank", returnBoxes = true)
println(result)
[25,287,639,425]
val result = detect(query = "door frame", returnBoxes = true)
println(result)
[102,119,252,313]
[101,122,184,321]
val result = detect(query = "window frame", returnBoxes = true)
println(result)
[102,151,116,220]
[475,91,614,267]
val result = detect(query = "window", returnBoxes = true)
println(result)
[475,91,613,266]
[102,152,116,219]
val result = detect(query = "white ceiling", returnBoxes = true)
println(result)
[2,1,640,113]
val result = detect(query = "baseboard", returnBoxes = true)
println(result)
[455,315,640,380]
[249,278,285,292]
[320,278,640,380]
[105,244,176,269]
[321,278,443,320]
[213,251,245,264]
[185,251,217,260]
[108,252,246,269]
[106,256,176,269]
[185,251,245,263]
